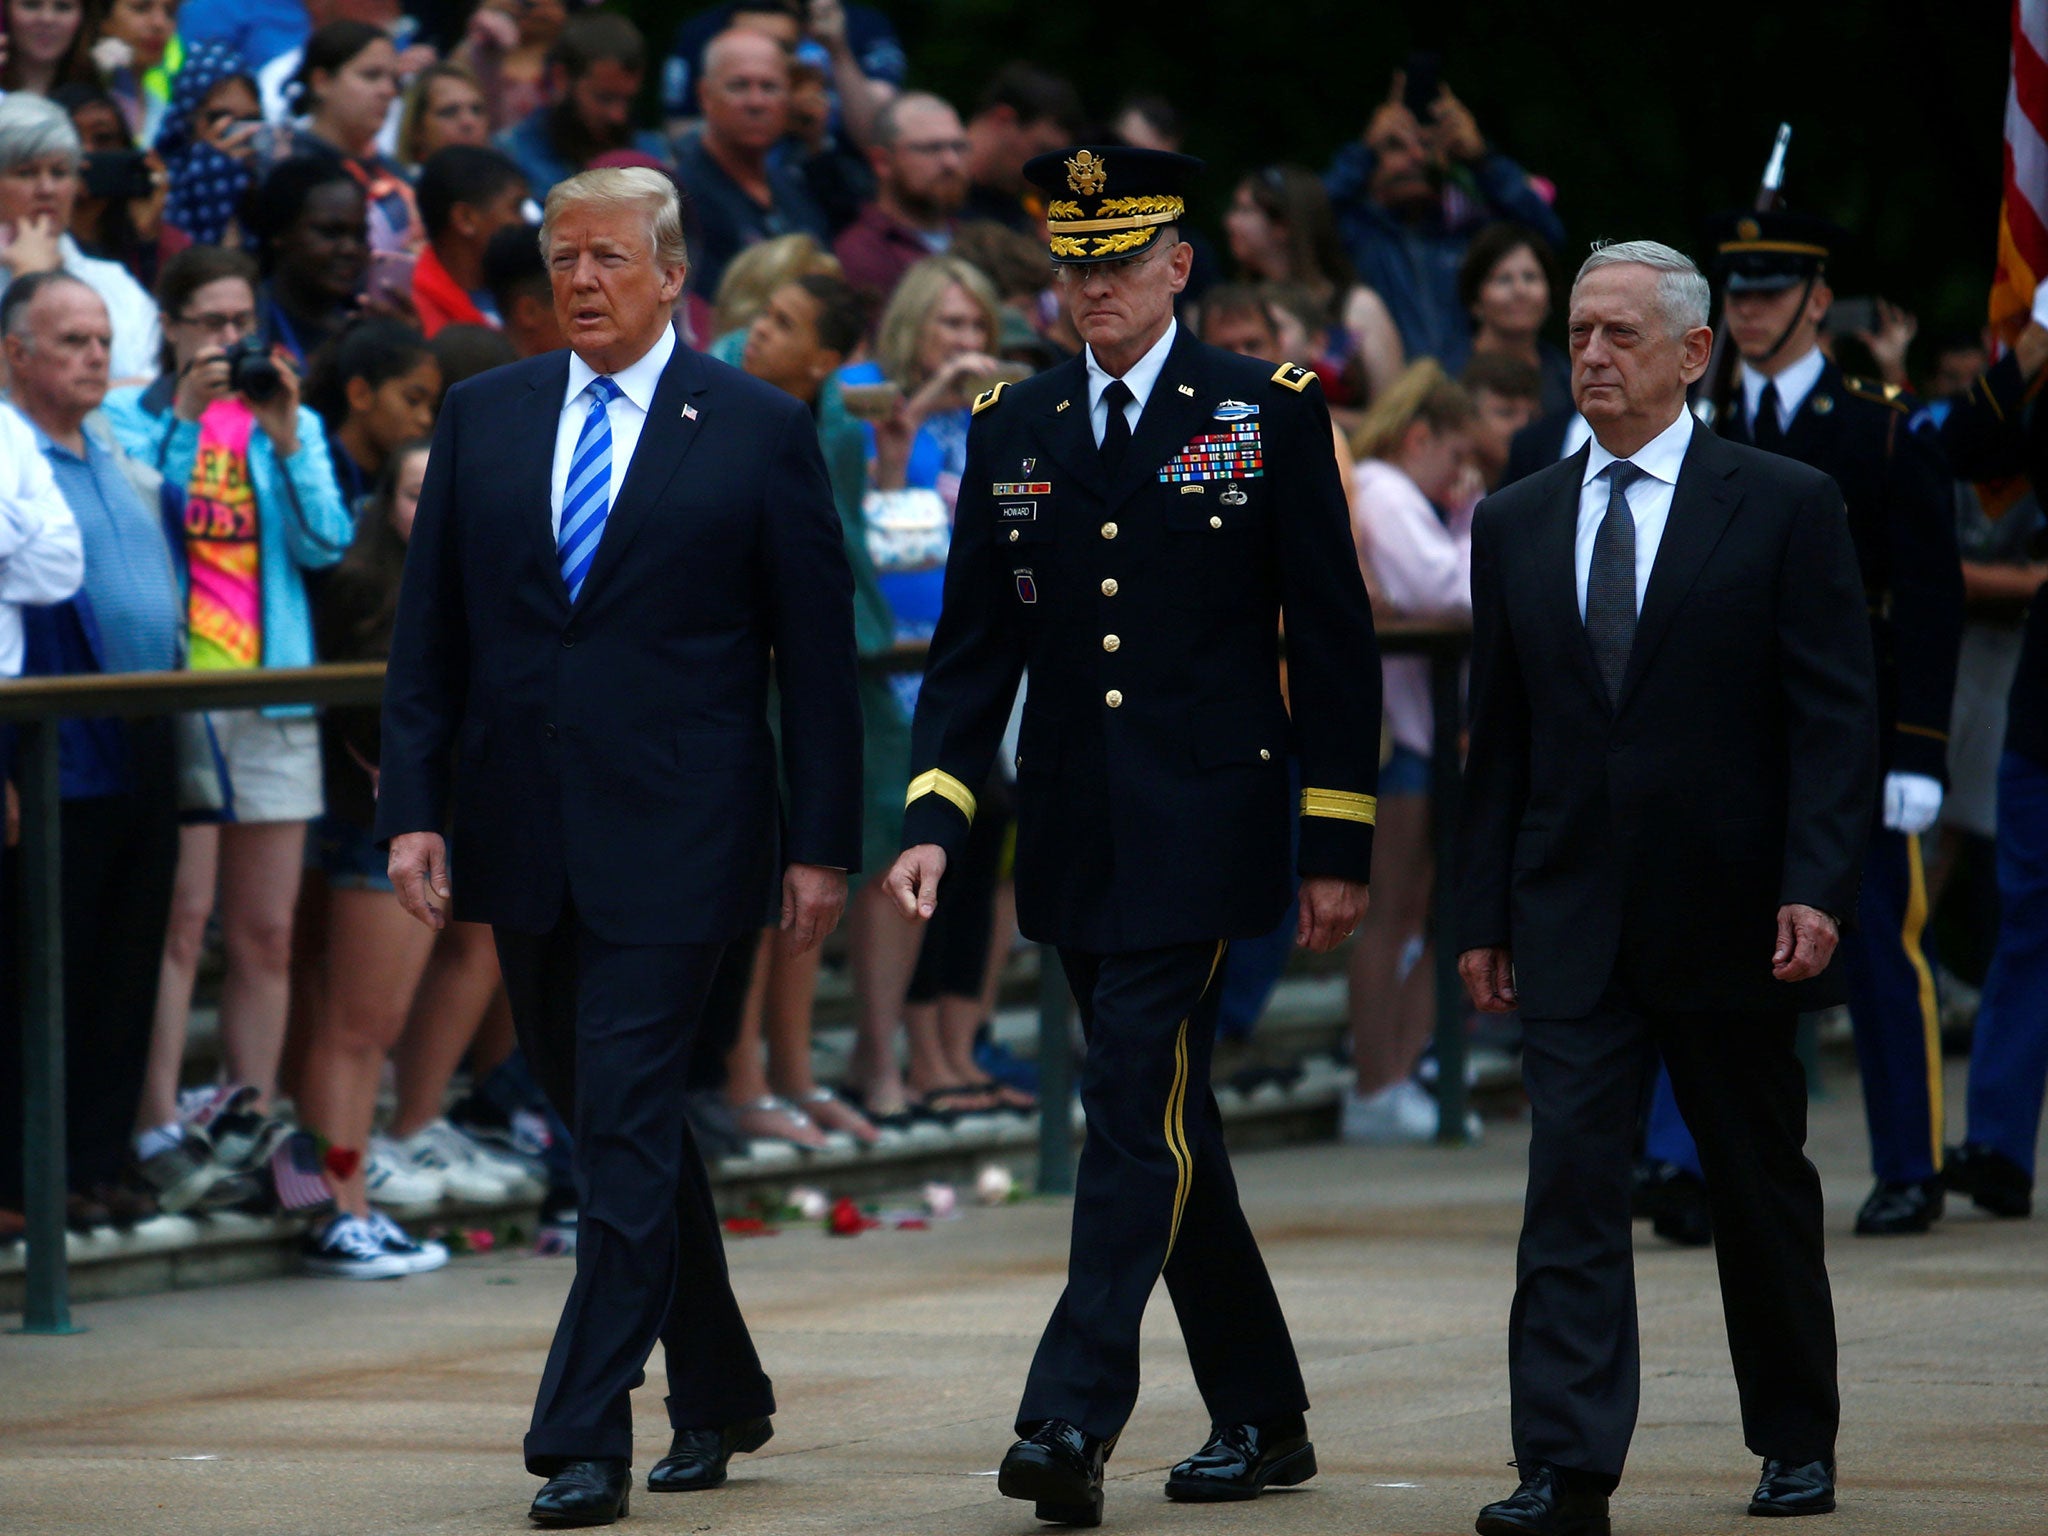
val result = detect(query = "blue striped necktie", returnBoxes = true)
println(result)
[558,374,621,600]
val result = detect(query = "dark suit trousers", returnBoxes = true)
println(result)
[495,904,775,1473]
[1512,987,1838,1484]
[1018,942,1308,1440]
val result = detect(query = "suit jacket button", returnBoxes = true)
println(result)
[1260,748,1271,761]
[1105,689,1123,708]
[1102,634,1120,652]
[1101,578,1118,596]
[1009,529,1021,542]
[1101,522,1118,539]
[561,627,577,646]
[544,724,558,741]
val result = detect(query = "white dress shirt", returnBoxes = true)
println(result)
[1576,405,1695,619]
[1739,345,1827,436]
[549,324,677,539]
[1084,319,1177,447]
[0,401,86,675]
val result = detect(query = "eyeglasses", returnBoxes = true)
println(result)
[175,310,258,334]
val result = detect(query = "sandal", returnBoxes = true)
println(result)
[795,1088,881,1146]
[840,1085,917,1133]
[920,1084,1003,1119]
[731,1095,830,1151]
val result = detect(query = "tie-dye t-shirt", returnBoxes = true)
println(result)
[183,398,262,670]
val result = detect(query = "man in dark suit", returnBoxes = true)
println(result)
[888,146,1382,1526]
[1455,240,1878,1535]
[377,166,862,1528]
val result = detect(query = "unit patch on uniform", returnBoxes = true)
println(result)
[1157,423,1265,484]
[1014,568,1038,604]
[1212,399,1258,422]
[992,482,1052,496]
[998,500,1038,523]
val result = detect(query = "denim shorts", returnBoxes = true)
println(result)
[309,812,394,892]
[1379,744,1431,798]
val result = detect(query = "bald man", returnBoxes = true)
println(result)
[834,91,969,305]
[673,28,832,297]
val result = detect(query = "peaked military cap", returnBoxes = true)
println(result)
[1709,208,1847,293]
[1022,144,1205,265]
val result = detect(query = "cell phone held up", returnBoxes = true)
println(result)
[81,149,156,203]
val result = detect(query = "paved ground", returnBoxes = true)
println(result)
[3,1060,2043,1536]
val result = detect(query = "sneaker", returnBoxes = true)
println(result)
[135,1130,244,1214]
[1342,1079,1448,1145]
[302,1213,413,1279]
[536,1187,578,1257]
[364,1209,449,1274]
[449,1094,556,1163]
[418,1118,544,1198]
[184,1086,290,1175]
[377,1125,513,1204]
[363,1143,446,1212]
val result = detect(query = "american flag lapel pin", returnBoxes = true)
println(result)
[682,403,699,421]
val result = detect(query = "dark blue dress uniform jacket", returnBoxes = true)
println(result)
[902,326,1382,953]
[374,342,864,946]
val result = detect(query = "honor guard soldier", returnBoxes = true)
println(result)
[886,145,1381,1525]
[1694,209,1964,1234]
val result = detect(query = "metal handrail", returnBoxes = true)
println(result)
[4,621,1472,1334]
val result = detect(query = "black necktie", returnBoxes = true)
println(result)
[1753,380,1785,454]
[1099,378,1134,472]
[1585,460,1641,704]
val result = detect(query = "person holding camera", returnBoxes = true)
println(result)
[0,91,162,381]
[103,244,353,1195]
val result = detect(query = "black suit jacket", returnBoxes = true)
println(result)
[374,341,863,945]
[903,328,1382,951]
[1454,423,1879,1019]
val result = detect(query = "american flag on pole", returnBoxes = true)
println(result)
[1994,0,2048,343]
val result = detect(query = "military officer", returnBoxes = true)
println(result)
[886,145,1380,1526]
[1690,209,1964,1235]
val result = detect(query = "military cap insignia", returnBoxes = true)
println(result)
[1271,361,1316,392]
[972,381,1010,415]
[1065,150,1109,195]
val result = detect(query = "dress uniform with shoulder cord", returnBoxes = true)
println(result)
[899,145,1382,1526]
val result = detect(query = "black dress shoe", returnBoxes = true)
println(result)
[997,1419,1115,1527]
[1748,1457,1835,1516]
[1854,1176,1944,1235]
[1640,1163,1713,1247]
[1164,1414,1316,1501]
[529,1459,630,1527]
[1475,1463,1611,1535]
[646,1416,773,1491]
[1943,1142,2033,1217]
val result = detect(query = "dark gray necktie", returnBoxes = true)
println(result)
[1585,460,1642,703]
[1099,378,1134,472]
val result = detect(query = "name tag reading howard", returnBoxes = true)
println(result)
[998,500,1038,523]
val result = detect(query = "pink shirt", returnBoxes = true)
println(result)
[1351,458,1472,758]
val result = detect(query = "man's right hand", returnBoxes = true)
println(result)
[389,831,452,930]
[1458,945,1517,1013]
[885,843,947,920]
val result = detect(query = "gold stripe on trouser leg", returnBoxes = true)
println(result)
[1900,834,1945,1171]
[1162,943,1229,1261]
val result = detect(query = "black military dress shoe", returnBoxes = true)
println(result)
[1854,1176,1944,1235]
[1164,1414,1316,1501]
[997,1418,1116,1527]
[1943,1142,2033,1217]
[1748,1457,1835,1516]
[529,1458,630,1527]
[1638,1163,1713,1247]
[646,1416,773,1491]
[1475,1463,1611,1536]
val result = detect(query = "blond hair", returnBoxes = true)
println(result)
[874,256,1001,390]
[711,233,841,340]
[1349,358,1474,463]
[539,167,689,270]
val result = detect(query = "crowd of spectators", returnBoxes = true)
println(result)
[0,0,2039,1277]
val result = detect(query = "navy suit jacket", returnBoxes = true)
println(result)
[374,339,863,945]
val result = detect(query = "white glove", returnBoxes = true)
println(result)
[2032,275,2048,331]
[1882,771,1943,836]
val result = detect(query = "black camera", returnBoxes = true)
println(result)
[222,335,285,404]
